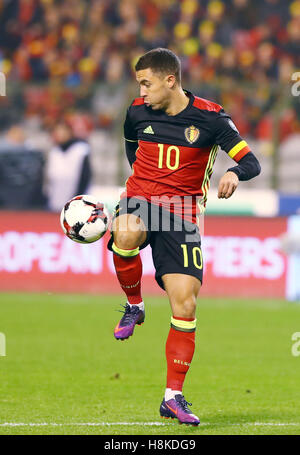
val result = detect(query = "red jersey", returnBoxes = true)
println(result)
[124,90,250,223]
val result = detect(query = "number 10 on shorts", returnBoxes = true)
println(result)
[181,244,203,270]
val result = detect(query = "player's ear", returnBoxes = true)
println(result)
[166,74,176,88]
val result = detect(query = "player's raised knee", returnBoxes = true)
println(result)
[114,214,145,233]
[113,230,141,250]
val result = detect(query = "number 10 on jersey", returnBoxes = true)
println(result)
[158,144,180,170]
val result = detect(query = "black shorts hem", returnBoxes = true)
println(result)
[155,269,203,291]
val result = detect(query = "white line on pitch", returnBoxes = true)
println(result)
[0,422,166,427]
[0,422,299,427]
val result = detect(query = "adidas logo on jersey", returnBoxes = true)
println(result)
[143,125,154,134]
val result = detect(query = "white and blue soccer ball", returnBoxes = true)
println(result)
[60,194,109,244]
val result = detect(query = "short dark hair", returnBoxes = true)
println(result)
[135,48,181,83]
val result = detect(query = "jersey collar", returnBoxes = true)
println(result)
[164,89,194,118]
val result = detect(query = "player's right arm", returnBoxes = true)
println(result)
[124,107,138,168]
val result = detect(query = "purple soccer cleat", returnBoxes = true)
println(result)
[114,303,145,340]
[160,394,200,426]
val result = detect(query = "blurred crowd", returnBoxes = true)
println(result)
[0,0,299,140]
[0,0,300,206]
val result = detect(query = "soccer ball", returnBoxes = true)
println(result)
[60,195,109,244]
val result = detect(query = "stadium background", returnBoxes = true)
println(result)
[0,0,300,436]
[0,0,299,299]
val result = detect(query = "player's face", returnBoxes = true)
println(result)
[136,68,174,111]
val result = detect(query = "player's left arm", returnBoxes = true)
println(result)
[213,112,261,199]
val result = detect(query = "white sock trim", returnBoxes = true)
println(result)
[127,301,144,311]
[164,388,182,401]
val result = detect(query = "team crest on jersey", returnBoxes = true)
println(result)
[184,125,200,144]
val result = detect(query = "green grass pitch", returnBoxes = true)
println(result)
[0,293,300,435]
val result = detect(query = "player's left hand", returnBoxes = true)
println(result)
[218,171,239,199]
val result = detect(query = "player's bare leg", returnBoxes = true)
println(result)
[112,214,147,340]
[113,214,147,250]
[162,273,200,319]
[159,273,201,425]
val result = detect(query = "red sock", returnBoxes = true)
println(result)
[166,317,196,391]
[113,253,143,305]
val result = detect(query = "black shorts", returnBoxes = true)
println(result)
[107,197,203,290]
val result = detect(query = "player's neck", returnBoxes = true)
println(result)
[164,88,189,116]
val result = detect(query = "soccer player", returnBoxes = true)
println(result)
[108,48,261,425]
